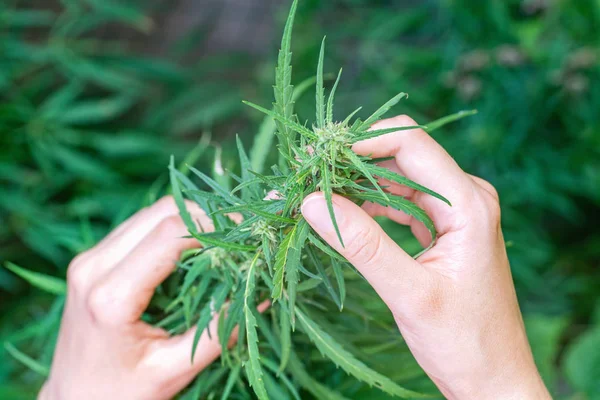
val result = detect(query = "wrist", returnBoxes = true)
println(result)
[444,365,551,400]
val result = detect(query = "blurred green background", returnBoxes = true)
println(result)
[1,0,599,399]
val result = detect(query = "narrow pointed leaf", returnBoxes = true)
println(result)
[322,162,345,247]
[4,262,66,295]
[327,68,343,125]
[295,308,429,399]
[244,253,269,400]
[358,92,408,131]
[350,125,425,143]
[365,164,451,205]
[243,101,317,140]
[425,110,477,133]
[316,37,326,128]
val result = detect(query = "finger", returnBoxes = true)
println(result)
[301,192,432,310]
[94,214,201,323]
[352,115,476,236]
[147,301,270,382]
[92,196,212,270]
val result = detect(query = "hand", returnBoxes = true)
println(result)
[40,197,266,400]
[301,116,551,400]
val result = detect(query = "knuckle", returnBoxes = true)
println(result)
[86,284,119,324]
[478,178,500,201]
[156,215,185,237]
[395,114,419,127]
[345,225,383,267]
[66,252,92,293]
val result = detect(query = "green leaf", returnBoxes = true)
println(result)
[279,305,292,372]
[350,125,425,143]
[331,258,346,310]
[272,222,299,300]
[286,219,310,328]
[190,282,231,361]
[212,203,296,224]
[189,231,257,252]
[327,68,343,125]
[273,0,299,155]
[353,192,437,247]
[295,308,428,399]
[188,165,241,206]
[249,75,317,174]
[307,247,341,310]
[316,37,326,128]
[243,101,317,140]
[342,106,363,126]
[343,148,389,202]
[564,324,600,397]
[220,364,242,400]
[244,253,269,400]
[4,262,66,295]
[4,342,49,377]
[424,110,477,133]
[54,95,136,126]
[358,92,408,131]
[365,164,451,205]
[322,162,345,247]
[169,156,197,233]
[236,135,260,202]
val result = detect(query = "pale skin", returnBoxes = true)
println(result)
[40,115,551,400]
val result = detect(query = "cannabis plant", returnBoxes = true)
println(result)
[156,1,475,398]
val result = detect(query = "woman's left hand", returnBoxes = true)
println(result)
[39,196,264,400]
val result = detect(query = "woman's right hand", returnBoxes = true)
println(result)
[301,115,551,399]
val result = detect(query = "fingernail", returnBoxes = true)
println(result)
[301,195,344,233]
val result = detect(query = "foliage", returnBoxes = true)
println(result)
[151,2,473,397]
[2,0,600,399]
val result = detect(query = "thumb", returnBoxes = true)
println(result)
[301,192,429,308]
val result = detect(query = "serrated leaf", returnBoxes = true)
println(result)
[331,258,346,310]
[358,92,408,131]
[273,0,299,156]
[316,37,326,128]
[219,285,245,356]
[295,308,428,399]
[322,161,344,247]
[425,110,477,133]
[350,125,425,143]
[286,219,310,328]
[169,156,197,233]
[307,247,341,310]
[191,282,231,361]
[327,68,343,125]
[220,364,242,400]
[188,165,242,206]
[244,253,269,400]
[353,192,436,246]
[250,75,318,174]
[236,135,260,202]
[189,231,257,252]
[365,163,451,205]
[4,262,66,295]
[342,106,363,126]
[343,148,389,202]
[212,202,296,224]
[243,101,317,140]
[279,305,292,372]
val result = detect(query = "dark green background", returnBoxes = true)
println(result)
[1,0,599,398]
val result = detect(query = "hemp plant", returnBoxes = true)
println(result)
[159,0,475,398]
